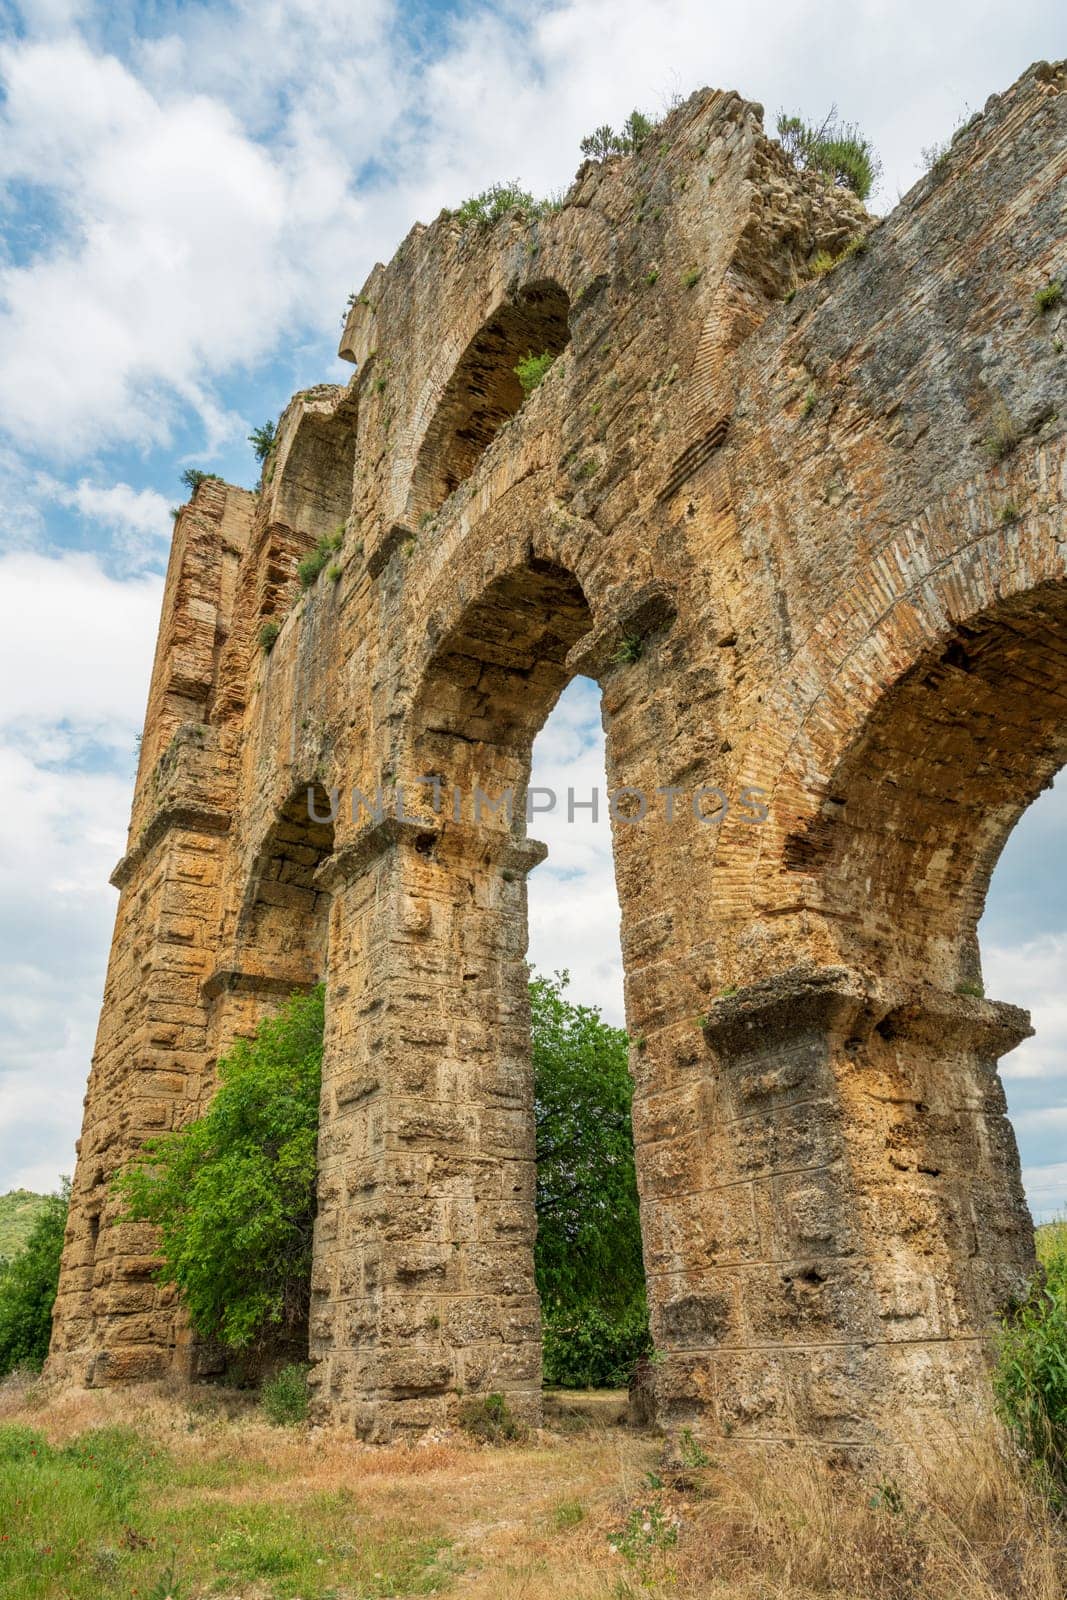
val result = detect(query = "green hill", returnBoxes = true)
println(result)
[0,1191,50,1263]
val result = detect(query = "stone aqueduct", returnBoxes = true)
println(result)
[50,65,1066,1448]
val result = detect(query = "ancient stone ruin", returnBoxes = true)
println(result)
[50,63,1066,1448]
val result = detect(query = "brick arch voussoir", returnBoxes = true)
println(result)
[715,438,1067,936]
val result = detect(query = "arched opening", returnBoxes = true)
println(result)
[229,785,336,997]
[191,785,335,1380]
[409,556,591,808]
[980,777,1067,1225]
[756,579,1067,1435]
[789,582,1067,995]
[525,677,647,1414]
[324,555,653,1431]
[411,281,571,516]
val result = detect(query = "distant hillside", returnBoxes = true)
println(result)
[0,1190,50,1262]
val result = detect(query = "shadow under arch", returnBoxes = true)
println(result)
[410,280,571,519]
[406,555,594,820]
[786,579,1067,996]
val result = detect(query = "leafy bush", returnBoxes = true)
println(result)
[180,468,222,494]
[115,988,323,1354]
[297,527,344,589]
[775,106,880,201]
[261,1363,309,1425]
[452,181,544,228]
[514,350,555,395]
[0,1182,68,1376]
[533,972,650,1387]
[249,419,277,462]
[457,1391,526,1444]
[259,619,281,653]
[994,1235,1067,1507]
[542,1302,652,1389]
[580,110,656,160]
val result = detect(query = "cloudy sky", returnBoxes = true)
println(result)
[0,0,1063,1215]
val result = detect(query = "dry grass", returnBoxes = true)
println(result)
[1,1374,1064,1599]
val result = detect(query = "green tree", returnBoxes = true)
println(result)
[180,467,221,495]
[531,970,644,1314]
[0,1182,69,1375]
[531,971,649,1386]
[248,419,277,462]
[579,109,656,160]
[115,987,324,1354]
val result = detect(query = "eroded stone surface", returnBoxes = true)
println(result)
[50,65,1066,1447]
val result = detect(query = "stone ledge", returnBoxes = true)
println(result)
[111,805,232,890]
[201,967,322,1002]
[700,965,874,1056]
[315,816,548,889]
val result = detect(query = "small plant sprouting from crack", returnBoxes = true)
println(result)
[1034,280,1063,315]
[984,408,1023,464]
[613,635,643,666]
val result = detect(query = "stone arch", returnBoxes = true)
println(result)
[789,582,1067,993]
[712,447,1067,975]
[405,556,594,812]
[409,280,571,518]
[228,784,336,993]
[306,550,687,1436]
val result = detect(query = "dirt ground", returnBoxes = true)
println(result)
[2,1374,1065,1600]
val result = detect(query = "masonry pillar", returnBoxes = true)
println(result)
[634,967,1034,1448]
[47,819,227,1385]
[308,816,545,1438]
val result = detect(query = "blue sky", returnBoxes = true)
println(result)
[0,0,1062,1214]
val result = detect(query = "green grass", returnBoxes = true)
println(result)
[995,1225,1067,1508]
[1037,1216,1067,1267]
[0,1191,48,1261]
[0,1421,454,1599]
[261,1363,309,1425]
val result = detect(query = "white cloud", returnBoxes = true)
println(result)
[0,549,161,1189]
[2,0,1059,461]
[0,549,161,739]
[985,935,1067,1084]
[528,679,625,1025]
[38,477,173,568]
[0,35,362,455]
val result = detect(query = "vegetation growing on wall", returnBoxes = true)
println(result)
[179,468,222,495]
[775,106,881,201]
[248,419,277,462]
[451,182,548,228]
[579,109,657,159]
